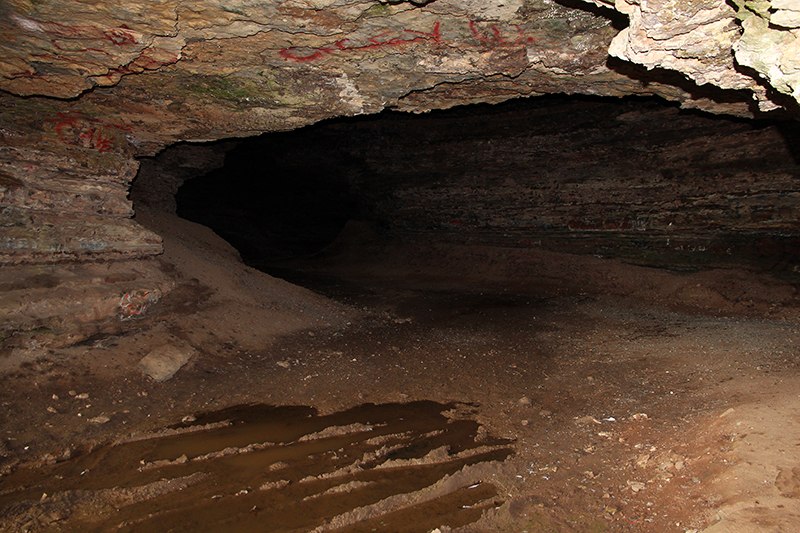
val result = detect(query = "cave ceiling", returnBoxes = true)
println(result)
[2,0,800,264]
[2,0,800,156]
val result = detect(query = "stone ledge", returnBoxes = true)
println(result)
[0,210,163,264]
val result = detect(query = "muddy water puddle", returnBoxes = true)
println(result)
[0,401,513,533]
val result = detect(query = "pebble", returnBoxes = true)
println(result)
[627,480,646,492]
[518,396,532,406]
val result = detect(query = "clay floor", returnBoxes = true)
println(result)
[2,212,800,533]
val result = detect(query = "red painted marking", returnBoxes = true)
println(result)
[119,290,154,317]
[104,27,138,46]
[100,48,181,80]
[39,20,139,46]
[44,111,131,153]
[280,20,446,62]
[469,20,533,45]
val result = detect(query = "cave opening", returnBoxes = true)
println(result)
[160,93,800,289]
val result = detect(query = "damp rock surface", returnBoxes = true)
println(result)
[0,401,513,533]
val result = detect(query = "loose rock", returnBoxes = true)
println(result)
[138,343,197,382]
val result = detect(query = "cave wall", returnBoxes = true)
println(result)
[0,146,162,263]
[1,0,800,266]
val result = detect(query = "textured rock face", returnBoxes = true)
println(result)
[590,0,800,110]
[0,146,161,263]
[0,0,652,153]
[0,0,799,267]
[1,0,785,153]
[597,0,771,105]
[733,0,800,103]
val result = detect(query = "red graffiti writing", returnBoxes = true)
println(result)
[119,290,159,319]
[279,19,533,62]
[37,19,176,79]
[10,16,173,86]
[469,21,534,45]
[44,112,133,153]
[280,22,442,62]
[104,27,139,47]
[95,47,181,85]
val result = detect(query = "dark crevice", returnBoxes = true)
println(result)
[551,0,629,31]
[605,57,766,116]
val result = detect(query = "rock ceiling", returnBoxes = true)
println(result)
[1,0,800,263]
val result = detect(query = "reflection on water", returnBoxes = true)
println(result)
[0,401,513,533]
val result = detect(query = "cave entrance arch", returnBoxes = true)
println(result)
[140,94,800,282]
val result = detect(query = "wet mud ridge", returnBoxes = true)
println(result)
[0,401,514,533]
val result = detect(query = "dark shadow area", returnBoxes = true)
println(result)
[552,0,630,31]
[606,57,767,116]
[776,119,800,165]
[175,138,361,261]
[172,94,800,278]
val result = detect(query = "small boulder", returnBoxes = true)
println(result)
[138,343,196,382]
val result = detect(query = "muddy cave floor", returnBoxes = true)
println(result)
[3,223,800,532]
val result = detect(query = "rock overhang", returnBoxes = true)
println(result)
[3,0,797,154]
[1,0,800,267]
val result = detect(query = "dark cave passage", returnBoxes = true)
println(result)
[174,137,360,262]
[154,94,800,279]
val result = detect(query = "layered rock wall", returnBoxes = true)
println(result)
[1,0,800,266]
[0,145,161,263]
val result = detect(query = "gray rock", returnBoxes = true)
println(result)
[138,344,196,382]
